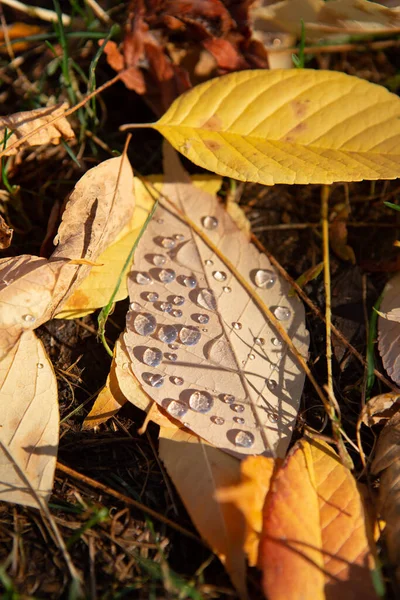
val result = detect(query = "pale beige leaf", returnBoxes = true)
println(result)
[378,272,400,385]
[0,103,75,156]
[114,336,152,413]
[159,425,247,599]
[360,393,400,427]
[371,411,400,583]
[123,145,308,457]
[0,157,135,359]
[0,330,58,508]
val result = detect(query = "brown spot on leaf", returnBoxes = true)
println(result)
[283,121,308,142]
[204,139,222,152]
[201,115,222,131]
[291,100,309,119]
[65,289,90,309]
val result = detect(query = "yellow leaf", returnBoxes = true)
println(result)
[259,437,378,600]
[159,426,248,599]
[57,177,153,319]
[150,69,400,185]
[217,455,275,566]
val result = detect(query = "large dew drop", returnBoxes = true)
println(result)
[160,302,173,313]
[161,237,176,249]
[254,269,277,289]
[172,309,183,318]
[221,394,235,404]
[134,313,157,336]
[231,403,244,413]
[147,292,159,302]
[189,391,213,413]
[136,272,152,285]
[144,373,164,388]
[153,254,166,267]
[233,431,254,448]
[183,276,197,288]
[143,348,162,367]
[180,326,201,346]
[167,400,188,418]
[159,269,176,283]
[213,271,227,282]
[158,324,178,344]
[201,216,218,230]
[274,306,291,321]
[173,295,185,306]
[197,288,217,311]
[211,416,225,425]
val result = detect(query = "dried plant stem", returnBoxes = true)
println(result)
[321,186,334,404]
[84,0,112,24]
[56,461,201,543]
[0,0,71,25]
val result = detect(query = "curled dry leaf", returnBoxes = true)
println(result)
[0,330,58,508]
[360,392,400,427]
[216,455,275,567]
[122,145,308,457]
[259,438,378,600]
[0,103,75,156]
[371,411,400,583]
[378,272,400,385]
[159,425,247,599]
[0,157,135,360]
[148,69,400,185]
[0,214,13,250]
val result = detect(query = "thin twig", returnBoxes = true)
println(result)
[321,186,334,403]
[0,0,71,25]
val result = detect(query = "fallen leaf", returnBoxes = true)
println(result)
[0,330,58,508]
[360,392,400,427]
[0,104,75,156]
[0,23,42,53]
[122,144,308,457]
[216,455,275,566]
[259,437,378,600]
[159,425,247,599]
[289,262,323,297]
[371,411,400,583]
[57,177,153,319]
[149,69,400,185]
[0,214,13,249]
[114,335,152,413]
[378,272,400,385]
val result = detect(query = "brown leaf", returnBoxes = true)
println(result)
[202,38,247,70]
[159,425,247,599]
[0,330,58,508]
[378,272,400,385]
[0,104,75,156]
[123,145,308,457]
[371,411,400,582]
[360,392,400,427]
[330,204,356,264]
[0,214,13,249]
[259,437,378,600]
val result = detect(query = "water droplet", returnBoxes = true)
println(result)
[183,421,190,428]
[172,376,184,386]
[205,259,213,266]
[234,417,245,424]
[213,270,227,282]
[268,412,279,422]
[202,216,218,230]
[129,301,141,311]
[158,324,178,344]
[255,337,265,346]
[145,373,164,388]
[174,233,185,241]
[180,326,201,346]
[197,314,209,324]
[157,218,164,224]
[22,314,35,323]
[161,237,176,249]
[272,337,283,348]
[267,379,278,391]
[202,328,208,332]
[165,353,177,362]
[248,354,255,360]
[223,286,231,293]
[160,302,173,313]
[159,269,176,283]
[37,363,44,369]
[231,404,244,413]
[221,394,235,404]
[172,309,183,318]
[166,400,188,418]
[197,289,216,311]
[136,272,152,285]
[274,306,291,321]
[232,322,242,330]
[183,276,197,288]
[211,416,225,425]
[254,269,277,289]
[234,431,254,448]
[169,343,179,350]
[189,391,213,413]
[134,313,157,336]
[173,295,185,306]
[122,363,129,370]
[153,254,166,267]
[143,348,163,367]
[147,292,159,302]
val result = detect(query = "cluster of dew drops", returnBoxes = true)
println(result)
[128,212,293,449]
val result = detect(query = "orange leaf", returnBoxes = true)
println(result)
[259,438,378,600]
